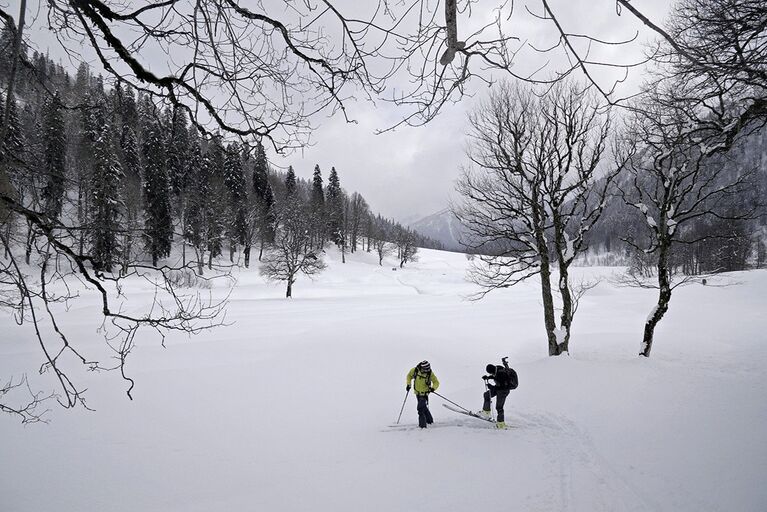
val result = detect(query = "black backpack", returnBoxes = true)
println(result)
[495,366,518,390]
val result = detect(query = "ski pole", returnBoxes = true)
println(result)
[396,388,410,424]
[431,391,471,413]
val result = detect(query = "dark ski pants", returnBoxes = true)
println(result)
[416,394,434,428]
[483,388,510,422]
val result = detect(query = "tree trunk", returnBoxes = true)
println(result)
[1,223,12,259]
[243,245,251,268]
[196,247,204,276]
[539,260,561,356]
[641,242,672,357]
[208,250,213,270]
[286,279,293,298]
[24,221,33,264]
[531,201,561,356]
[229,243,235,263]
[259,239,265,261]
[557,268,573,354]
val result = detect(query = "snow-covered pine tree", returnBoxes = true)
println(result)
[0,91,26,259]
[252,140,275,261]
[142,119,173,267]
[89,121,123,272]
[0,91,23,160]
[310,164,325,249]
[204,134,227,269]
[40,92,66,220]
[119,125,142,274]
[167,107,190,197]
[285,165,297,196]
[183,136,209,274]
[325,166,344,246]
[224,142,248,262]
[120,85,138,135]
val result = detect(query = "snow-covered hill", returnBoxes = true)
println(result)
[409,209,467,252]
[1,248,766,511]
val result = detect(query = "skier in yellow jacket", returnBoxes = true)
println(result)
[406,360,440,428]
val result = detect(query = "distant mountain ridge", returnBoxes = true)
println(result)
[408,209,467,252]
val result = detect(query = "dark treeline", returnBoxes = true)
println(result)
[0,41,440,279]
[470,124,767,276]
[581,127,767,275]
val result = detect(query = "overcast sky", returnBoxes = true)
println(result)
[9,0,670,222]
[273,0,671,222]
[275,0,668,220]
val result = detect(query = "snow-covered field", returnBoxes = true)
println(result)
[1,248,766,511]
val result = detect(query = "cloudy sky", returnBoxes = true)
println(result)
[9,0,670,222]
[273,0,672,221]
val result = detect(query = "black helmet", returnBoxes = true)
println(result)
[486,364,496,374]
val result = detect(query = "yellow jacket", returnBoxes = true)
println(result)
[406,367,440,395]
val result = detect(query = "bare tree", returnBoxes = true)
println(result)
[454,82,618,356]
[625,0,766,142]
[394,226,419,268]
[372,220,394,266]
[260,200,326,298]
[618,85,757,358]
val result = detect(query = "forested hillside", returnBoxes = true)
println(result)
[0,35,441,281]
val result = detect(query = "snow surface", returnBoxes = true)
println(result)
[1,248,767,511]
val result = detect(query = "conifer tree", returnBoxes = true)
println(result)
[224,142,248,261]
[204,134,226,269]
[0,92,23,160]
[167,107,190,197]
[119,125,142,273]
[120,86,138,134]
[325,166,344,246]
[40,93,66,219]
[90,123,123,271]
[310,164,325,248]
[142,119,173,266]
[252,140,276,260]
[285,165,297,196]
[184,137,209,274]
[73,62,90,100]
[0,92,26,260]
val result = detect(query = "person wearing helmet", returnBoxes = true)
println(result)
[405,360,440,428]
[480,357,518,428]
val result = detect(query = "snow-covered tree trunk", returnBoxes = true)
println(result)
[641,241,671,357]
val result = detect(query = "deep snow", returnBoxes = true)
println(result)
[1,248,766,511]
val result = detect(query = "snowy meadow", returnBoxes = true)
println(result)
[2,248,766,512]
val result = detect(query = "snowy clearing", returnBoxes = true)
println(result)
[1,248,766,512]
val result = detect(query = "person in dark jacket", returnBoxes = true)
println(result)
[481,358,518,428]
[406,360,440,428]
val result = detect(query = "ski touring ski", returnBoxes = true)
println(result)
[442,404,515,428]
[442,403,494,422]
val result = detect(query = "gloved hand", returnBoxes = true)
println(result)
[406,385,411,392]
[428,386,435,393]
[482,375,490,381]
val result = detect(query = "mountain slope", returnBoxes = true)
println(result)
[409,209,467,252]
